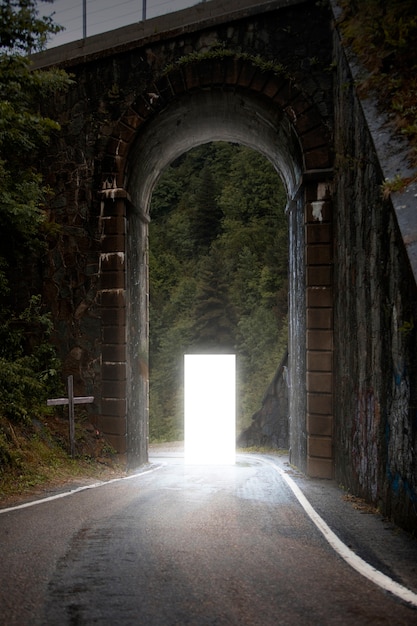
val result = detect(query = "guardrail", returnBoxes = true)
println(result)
[42,0,207,48]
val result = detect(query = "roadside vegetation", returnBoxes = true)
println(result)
[338,0,417,182]
[0,1,120,503]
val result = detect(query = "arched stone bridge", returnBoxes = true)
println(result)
[33,0,417,531]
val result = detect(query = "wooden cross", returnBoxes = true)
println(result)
[47,375,94,458]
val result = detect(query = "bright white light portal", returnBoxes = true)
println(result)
[184,354,236,465]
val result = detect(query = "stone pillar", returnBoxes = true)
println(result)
[126,205,149,470]
[98,189,128,460]
[287,190,307,472]
[305,181,334,478]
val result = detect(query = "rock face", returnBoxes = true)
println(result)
[238,352,289,450]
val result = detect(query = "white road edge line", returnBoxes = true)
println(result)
[257,456,417,609]
[0,463,165,515]
[2,454,416,609]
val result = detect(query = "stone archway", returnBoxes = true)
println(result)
[98,58,334,476]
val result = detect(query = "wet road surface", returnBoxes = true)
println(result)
[1,453,416,625]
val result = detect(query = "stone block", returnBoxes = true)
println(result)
[100,271,125,290]
[308,436,333,459]
[102,324,126,344]
[273,80,292,107]
[238,63,256,87]
[107,136,129,157]
[307,392,333,415]
[305,200,332,223]
[96,415,126,435]
[306,265,332,287]
[307,414,333,436]
[307,308,333,329]
[102,362,126,382]
[101,306,126,326]
[307,371,333,393]
[102,343,126,362]
[262,77,280,99]
[100,289,126,308]
[300,126,328,151]
[183,64,200,89]
[307,456,334,479]
[123,107,144,130]
[304,145,332,173]
[296,111,324,137]
[307,350,332,371]
[307,329,333,351]
[306,244,332,265]
[100,215,126,236]
[102,379,126,398]
[224,58,241,85]
[101,398,127,418]
[101,234,126,253]
[306,223,332,244]
[306,287,333,307]
[100,252,125,272]
[116,122,137,144]
[250,72,268,93]
[289,94,310,117]
[100,198,127,218]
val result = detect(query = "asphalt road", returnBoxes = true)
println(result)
[1,453,416,625]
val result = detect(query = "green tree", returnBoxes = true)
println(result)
[149,143,288,439]
[190,166,222,250]
[0,1,68,271]
[0,0,70,425]
[192,247,236,350]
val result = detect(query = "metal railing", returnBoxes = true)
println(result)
[41,0,207,48]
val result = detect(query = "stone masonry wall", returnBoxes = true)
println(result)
[333,32,417,532]
[37,1,334,465]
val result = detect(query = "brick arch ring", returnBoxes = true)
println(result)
[97,56,334,476]
[99,56,332,198]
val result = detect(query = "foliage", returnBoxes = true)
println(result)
[0,413,122,500]
[0,1,70,433]
[338,0,417,163]
[161,44,287,79]
[149,143,288,440]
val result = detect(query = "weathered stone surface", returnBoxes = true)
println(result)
[332,27,417,532]
[238,352,289,450]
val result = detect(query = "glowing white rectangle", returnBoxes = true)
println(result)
[184,354,236,465]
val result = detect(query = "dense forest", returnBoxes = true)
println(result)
[149,142,289,442]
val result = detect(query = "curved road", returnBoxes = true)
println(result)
[0,454,416,625]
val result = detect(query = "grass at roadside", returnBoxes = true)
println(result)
[0,413,124,506]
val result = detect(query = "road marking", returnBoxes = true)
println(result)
[2,453,417,609]
[257,456,417,609]
[0,463,164,515]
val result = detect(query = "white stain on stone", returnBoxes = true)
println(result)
[317,182,327,200]
[311,200,324,222]
[99,252,125,267]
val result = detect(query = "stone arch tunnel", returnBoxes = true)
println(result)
[33,0,417,531]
